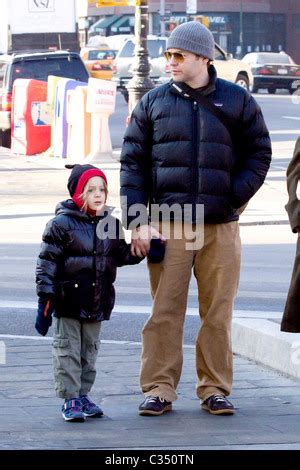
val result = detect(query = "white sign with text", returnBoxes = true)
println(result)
[10,0,75,34]
[186,0,197,15]
[86,78,117,115]
[28,0,55,12]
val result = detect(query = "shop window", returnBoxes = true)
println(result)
[293,14,300,29]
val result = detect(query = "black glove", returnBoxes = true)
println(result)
[148,238,165,263]
[35,299,54,336]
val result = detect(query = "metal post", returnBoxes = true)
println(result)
[160,0,166,36]
[239,0,244,58]
[126,0,155,112]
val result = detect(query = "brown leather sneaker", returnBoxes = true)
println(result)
[201,394,235,415]
[139,396,172,416]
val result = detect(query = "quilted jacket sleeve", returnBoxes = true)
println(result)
[115,219,144,267]
[36,218,68,298]
[120,94,153,229]
[230,93,272,209]
[285,137,300,232]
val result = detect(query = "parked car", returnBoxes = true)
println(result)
[157,43,253,89]
[242,51,300,94]
[0,50,89,147]
[87,34,129,52]
[80,47,117,80]
[112,35,167,101]
[112,36,253,102]
[214,44,253,89]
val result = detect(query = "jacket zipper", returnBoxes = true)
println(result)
[192,101,198,223]
[92,219,97,313]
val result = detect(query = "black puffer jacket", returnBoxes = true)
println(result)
[36,201,141,322]
[120,69,272,225]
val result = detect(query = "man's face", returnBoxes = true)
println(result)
[165,49,209,84]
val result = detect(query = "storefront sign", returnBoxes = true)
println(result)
[28,0,55,12]
[168,14,229,25]
[208,16,229,24]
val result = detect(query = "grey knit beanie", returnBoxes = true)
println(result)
[167,21,215,61]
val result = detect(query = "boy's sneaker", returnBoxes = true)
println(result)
[80,394,103,418]
[201,394,235,415]
[62,398,85,422]
[139,396,172,416]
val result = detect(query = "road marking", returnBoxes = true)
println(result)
[115,286,289,295]
[0,213,53,220]
[0,284,289,297]
[0,300,283,318]
[0,334,194,348]
[269,129,300,134]
[255,94,294,99]
[282,116,300,120]
[0,256,36,260]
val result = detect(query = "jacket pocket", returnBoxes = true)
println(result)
[53,337,70,393]
[53,337,70,351]
[58,280,94,316]
[53,338,70,369]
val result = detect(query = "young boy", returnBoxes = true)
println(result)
[35,164,142,422]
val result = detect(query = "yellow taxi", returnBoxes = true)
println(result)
[81,47,117,80]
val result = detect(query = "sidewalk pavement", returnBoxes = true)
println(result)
[1,335,300,450]
[1,143,300,450]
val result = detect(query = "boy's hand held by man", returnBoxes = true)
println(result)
[148,238,166,264]
[131,225,165,258]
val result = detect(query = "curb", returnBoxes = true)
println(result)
[232,318,300,380]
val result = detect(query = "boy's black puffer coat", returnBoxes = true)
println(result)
[36,201,141,322]
[120,70,272,225]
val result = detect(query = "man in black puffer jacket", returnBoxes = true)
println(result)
[120,21,272,416]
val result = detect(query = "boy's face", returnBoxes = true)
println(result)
[85,176,106,212]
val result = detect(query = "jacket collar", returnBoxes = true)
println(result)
[55,200,115,221]
[169,65,217,100]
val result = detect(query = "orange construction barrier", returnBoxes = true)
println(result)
[11,79,51,155]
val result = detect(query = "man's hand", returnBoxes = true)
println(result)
[131,225,164,258]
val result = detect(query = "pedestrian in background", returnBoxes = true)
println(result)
[281,138,300,332]
[120,21,271,416]
[35,164,142,422]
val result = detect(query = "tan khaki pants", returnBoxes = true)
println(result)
[140,221,241,402]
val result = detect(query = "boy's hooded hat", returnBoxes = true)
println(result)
[65,164,107,209]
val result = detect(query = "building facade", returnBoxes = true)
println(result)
[0,0,79,54]
[85,0,300,62]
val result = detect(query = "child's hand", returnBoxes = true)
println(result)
[35,299,54,336]
[148,238,166,263]
[131,225,165,258]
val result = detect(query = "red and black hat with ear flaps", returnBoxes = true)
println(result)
[65,164,108,209]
